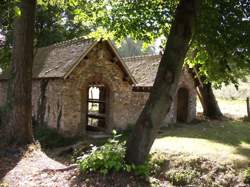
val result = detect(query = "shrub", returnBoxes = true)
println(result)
[166,169,199,186]
[149,152,169,176]
[243,167,250,184]
[78,131,151,176]
[79,138,126,175]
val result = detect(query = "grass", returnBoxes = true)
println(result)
[153,120,250,167]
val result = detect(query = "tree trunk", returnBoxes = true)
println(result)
[197,82,223,119]
[188,67,223,119]
[5,0,36,145]
[125,0,201,165]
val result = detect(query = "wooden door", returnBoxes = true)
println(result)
[177,87,189,122]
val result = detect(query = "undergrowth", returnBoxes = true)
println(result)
[76,130,247,186]
[34,126,78,148]
[78,131,151,176]
[243,167,250,184]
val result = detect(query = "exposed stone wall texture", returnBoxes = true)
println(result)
[128,69,197,126]
[32,79,64,131]
[0,42,196,137]
[61,42,136,136]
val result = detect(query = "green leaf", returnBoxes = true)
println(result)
[14,6,21,17]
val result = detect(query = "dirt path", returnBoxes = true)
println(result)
[1,148,78,187]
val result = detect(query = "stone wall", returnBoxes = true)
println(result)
[60,42,197,136]
[127,69,197,126]
[32,79,64,131]
[169,69,197,123]
[0,43,197,137]
[61,42,136,136]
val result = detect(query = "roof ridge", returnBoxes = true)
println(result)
[37,36,93,50]
[52,36,93,48]
[122,54,161,60]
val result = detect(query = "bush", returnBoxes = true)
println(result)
[78,131,151,176]
[79,138,126,175]
[166,169,199,186]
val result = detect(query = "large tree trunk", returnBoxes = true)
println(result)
[189,67,223,119]
[125,0,201,165]
[5,0,36,145]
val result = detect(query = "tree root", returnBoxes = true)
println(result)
[41,164,78,172]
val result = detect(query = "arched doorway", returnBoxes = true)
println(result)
[177,87,189,122]
[86,83,108,131]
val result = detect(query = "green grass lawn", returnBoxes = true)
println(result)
[153,120,250,168]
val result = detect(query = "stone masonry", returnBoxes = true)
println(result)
[0,38,196,137]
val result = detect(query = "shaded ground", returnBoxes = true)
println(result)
[0,145,77,187]
[1,146,77,187]
[0,144,247,187]
[0,145,149,187]
[1,110,250,186]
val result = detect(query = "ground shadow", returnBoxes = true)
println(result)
[0,129,29,180]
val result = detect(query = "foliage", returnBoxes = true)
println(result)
[149,152,170,176]
[1,0,249,85]
[188,0,250,87]
[117,37,157,57]
[86,0,250,87]
[78,131,152,176]
[243,167,250,184]
[166,169,199,186]
[34,126,78,148]
[0,1,93,70]
[79,137,126,175]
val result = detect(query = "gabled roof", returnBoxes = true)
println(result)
[33,38,136,84]
[33,38,96,78]
[123,54,161,87]
[0,38,136,84]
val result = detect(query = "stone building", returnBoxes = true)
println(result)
[0,38,196,137]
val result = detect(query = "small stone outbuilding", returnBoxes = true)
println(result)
[0,38,196,137]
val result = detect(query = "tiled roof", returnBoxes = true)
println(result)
[33,38,96,78]
[0,38,96,80]
[123,55,161,87]
[0,38,160,87]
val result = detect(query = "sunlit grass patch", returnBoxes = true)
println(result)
[153,121,250,167]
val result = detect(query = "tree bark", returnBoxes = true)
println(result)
[198,82,223,119]
[125,0,201,165]
[5,0,36,145]
[188,67,223,119]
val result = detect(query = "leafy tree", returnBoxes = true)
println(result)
[94,0,249,119]
[187,0,250,118]
[124,0,201,164]
[0,1,92,70]
[90,0,249,162]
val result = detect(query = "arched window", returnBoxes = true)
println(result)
[86,83,108,131]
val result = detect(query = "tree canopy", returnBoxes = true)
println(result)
[73,0,250,87]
